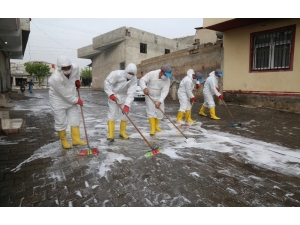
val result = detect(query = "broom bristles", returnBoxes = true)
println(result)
[145,147,161,157]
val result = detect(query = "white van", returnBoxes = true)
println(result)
[134,79,145,101]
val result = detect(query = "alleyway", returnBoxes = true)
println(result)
[1,89,300,207]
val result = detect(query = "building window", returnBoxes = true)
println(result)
[250,25,295,71]
[165,49,170,54]
[140,43,147,54]
[120,62,125,70]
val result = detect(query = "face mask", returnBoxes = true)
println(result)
[161,75,167,80]
[126,73,133,80]
[63,69,71,75]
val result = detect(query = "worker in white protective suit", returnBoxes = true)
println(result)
[49,55,87,149]
[139,65,172,136]
[176,69,202,124]
[199,69,223,120]
[104,63,137,142]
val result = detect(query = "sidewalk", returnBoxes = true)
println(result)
[1,89,300,207]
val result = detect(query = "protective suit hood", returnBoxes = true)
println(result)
[125,63,137,75]
[187,69,195,80]
[57,55,72,71]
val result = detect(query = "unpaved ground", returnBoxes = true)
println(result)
[0,89,300,207]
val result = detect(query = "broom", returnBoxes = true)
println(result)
[115,101,161,157]
[147,95,196,143]
[77,89,100,156]
[221,99,242,127]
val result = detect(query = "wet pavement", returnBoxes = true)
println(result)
[1,89,300,207]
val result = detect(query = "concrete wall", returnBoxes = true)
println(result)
[222,18,300,113]
[91,41,127,91]
[194,28,218,45]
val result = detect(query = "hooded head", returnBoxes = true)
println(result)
[57,55,72,75]
[187,69,195,80]
[125,63,137,80]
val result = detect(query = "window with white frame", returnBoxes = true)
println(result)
[251,25,295,71]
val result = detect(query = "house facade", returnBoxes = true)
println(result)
[0,18,30,92]
[77,26,194,91]
[203,18,300,112]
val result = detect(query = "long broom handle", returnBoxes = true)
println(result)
[147,95,188,139]
[222,99,237,123]
[115,101,153,149]
[77,89,90,148]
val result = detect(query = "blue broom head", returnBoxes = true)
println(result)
[231,122,242,127]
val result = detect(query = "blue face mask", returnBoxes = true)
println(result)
[198,78,202,83]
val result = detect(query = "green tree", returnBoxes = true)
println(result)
[80,67,92,80]
[80,67,92,86]
[24,62,50,87]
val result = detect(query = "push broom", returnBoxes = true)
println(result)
[147,95,196,143]
[221,99,242,127]
[77,89,100,156]
[115,101,161,157]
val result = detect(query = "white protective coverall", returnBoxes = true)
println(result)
[177,69,195,112]
[203,71,221,108]
[139,69,170,119]
[49,59,81,131]
[104,63,137,122]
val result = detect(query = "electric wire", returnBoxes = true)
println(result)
[31,21,76,50]
[33,18,100,35]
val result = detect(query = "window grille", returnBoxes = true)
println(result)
[252,26,294,71]
[140,43,147,54]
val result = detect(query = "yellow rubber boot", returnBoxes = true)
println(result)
[107,120,115,141]
[58,130,72,149]
[71,126,87,146]
[199,105,207,117]
[155,118,162,132]
[176,111,185,124]
[119,120,129,139]
[149,118,156,136]
[185,110,196,123]
[209,107,220,120]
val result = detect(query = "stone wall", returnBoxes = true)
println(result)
[224,92,300,114]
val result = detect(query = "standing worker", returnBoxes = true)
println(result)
[104,63,137,142]
[49,55,87,149]
[28,79,34,94]
[139,65,172,136]
[176,69,202,124]
[199,69,223,120]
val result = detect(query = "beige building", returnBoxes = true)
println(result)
[78,26,194,91]
[203,18,300,112]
